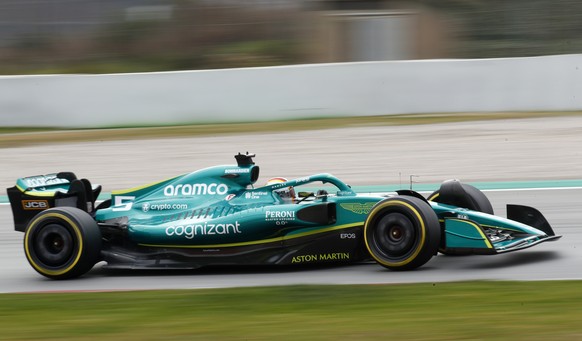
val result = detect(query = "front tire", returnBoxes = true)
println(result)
[24,207,102,279]
[428,182,493,215]
[364,196,441,270]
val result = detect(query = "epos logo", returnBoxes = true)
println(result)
[22,200,49,210]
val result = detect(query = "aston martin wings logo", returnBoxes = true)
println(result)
[340,202,375,215]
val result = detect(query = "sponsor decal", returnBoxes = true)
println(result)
[23,176,68,188]
[340,202,375,215]
[165,221,242,239]
[340,233,356,239]
[142,203,188,212]
[225,194,236,201]
[457,214,469,220]
[245,191,269,200]
[295,177,310,184]
[224,168,250,174]
[291,253,350,263]
[22,200,49,210]
[270,177,309,190]
[265,210,295,221]
[164,183,228,196]
[291,254,318,263]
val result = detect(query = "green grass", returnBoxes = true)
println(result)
[2,111,582,148]
[1,281,582,340]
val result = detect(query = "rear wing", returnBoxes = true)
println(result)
[7,172,101,232]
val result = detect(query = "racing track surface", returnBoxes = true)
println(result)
[1,116,582,292]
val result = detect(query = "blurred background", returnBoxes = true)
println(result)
[1,0,582,75]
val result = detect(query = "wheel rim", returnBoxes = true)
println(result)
[373,212,417,259]
[32,223,75,267]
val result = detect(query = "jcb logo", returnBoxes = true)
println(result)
[22,200,49,210]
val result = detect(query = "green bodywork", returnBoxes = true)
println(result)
[95,164,375,248]
[431,203,555,253]
[88,161,554,254]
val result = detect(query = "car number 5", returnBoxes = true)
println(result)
[112,196,135,211]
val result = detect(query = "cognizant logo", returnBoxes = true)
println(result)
[164,183,229,196]
[165,222,242,239]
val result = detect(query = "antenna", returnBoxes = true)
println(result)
[409,175,419,190]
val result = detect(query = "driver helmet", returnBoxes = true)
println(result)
[266,177,296,203]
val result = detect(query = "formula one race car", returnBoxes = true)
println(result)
[7,153,561,279]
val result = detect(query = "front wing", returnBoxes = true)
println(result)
[441,218,561,255]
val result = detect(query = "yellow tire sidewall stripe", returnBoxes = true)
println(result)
[364,200,426,267]
[427,192,439,201]
[24,212,84,277]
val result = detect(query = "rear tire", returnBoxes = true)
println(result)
[24,207,102,279]
[364,196,441,270]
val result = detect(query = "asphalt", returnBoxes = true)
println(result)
[1,116,582,292]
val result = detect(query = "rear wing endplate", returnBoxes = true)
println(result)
[7,172,101,232]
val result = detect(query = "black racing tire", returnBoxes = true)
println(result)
[427,184,493,215]
[364,196,441,270]
[24,207,102,280]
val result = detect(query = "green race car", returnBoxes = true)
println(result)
[7,153,560,279]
